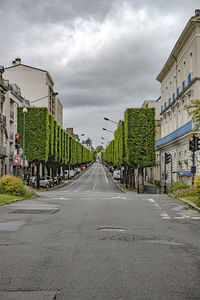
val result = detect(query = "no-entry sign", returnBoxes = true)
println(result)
[13,155,22,165]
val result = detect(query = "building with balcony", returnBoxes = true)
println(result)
[0,67,7,178]
[156,9,200,186]
[4,58,63,127]
[3,79,27,177]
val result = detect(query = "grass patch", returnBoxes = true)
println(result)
[180,195,200,207]
[0,194,23,205]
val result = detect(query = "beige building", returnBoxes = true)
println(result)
[0,67,7,178]
[156,10,200,186]
[4,58,63,127]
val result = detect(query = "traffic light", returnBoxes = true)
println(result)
[189,135,200,151]
[189,136,195,151]
[15,134,20,148]
[165,152,171,164]
[191,166,196,174]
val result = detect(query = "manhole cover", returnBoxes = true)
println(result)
[97,227,127,232]
[9,209,60,214]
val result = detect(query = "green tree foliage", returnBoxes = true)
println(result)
[18,107,49,162]
[185,99,200,130]
[18,107,93,166]
[114,120,125,167]
[124,108,156,168]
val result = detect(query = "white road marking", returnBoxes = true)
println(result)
[191,217,200,220]
[102,166,108,184]
[162,216,172,219]
[153,203,162,209]
[148,199,155,203]
[111,196,127,199]
[160,213,169,217]
[92,184,96,192]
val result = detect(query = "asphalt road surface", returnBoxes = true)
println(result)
[0,163,200,300]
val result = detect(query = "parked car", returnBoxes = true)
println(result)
[108,166,114,172]
[113,170,121,180]
[45,176,54,187]
[39,177,51,189]
[75,167,81,173]
[64,170,74,179]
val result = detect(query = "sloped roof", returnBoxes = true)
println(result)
[5,63,54,85]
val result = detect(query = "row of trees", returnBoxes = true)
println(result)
[18,107,94,177]
[101,108,156,188]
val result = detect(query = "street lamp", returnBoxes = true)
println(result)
[104,117,118,124]
[30,92,58,104]
[102,128,114,133]
[22,107,28,177]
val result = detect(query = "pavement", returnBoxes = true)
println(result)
[0,163,200,299]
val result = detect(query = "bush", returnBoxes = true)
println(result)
[168,181,190,194]
[0,175,36,197]
[193,175,200,205]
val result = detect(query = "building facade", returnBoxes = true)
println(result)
[156,10,200,187]
[4,58,63,127]
[0,67,7,178]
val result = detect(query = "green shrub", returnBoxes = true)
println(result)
[168,181,190,193]
[0,175,36,197]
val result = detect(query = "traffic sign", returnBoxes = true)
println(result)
[13,155,22,165]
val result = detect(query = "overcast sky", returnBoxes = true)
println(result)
[1,0,199,147]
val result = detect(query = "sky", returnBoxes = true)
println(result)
[0,0,200,148]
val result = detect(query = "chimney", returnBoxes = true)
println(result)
[0,66,4,85]
[12,58,21,66]
[195,9,200,17]
[15,57,21,65]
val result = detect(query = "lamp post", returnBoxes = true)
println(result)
[102,128,114,134]
[30,92,58,104]
[22,107,28,178]
[104,117,118,124]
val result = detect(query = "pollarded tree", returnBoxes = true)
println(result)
[124,108,156,168]
[18,107,49,163]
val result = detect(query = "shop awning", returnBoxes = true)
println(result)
[173,171,192,176]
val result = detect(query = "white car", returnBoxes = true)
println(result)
[113,170,121,180]
[65,170,75,178]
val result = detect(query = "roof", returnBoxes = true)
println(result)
[5,63,54,86]
[156,15,200,83]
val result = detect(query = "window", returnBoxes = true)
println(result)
[161,105,163,112]
[169,98,171,105]
[188,73,191,84]
[164,102,167,109]
[172,93,175,101]
[182,81,185,90]
[177,87,179,97]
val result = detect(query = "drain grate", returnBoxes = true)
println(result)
[0,290,58,300]
[97,227,127,232]
[9,209,60,214]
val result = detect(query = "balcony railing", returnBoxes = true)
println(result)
[0,113,6,126]
[0,145,7,157]
[10,152,14,159]
[10,111,14,120]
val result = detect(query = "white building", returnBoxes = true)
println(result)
[156,9,200,186]
[4,58,63,127]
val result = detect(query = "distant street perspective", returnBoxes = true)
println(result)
[1,3,200,300]
[0,163,200,299]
